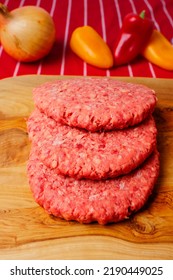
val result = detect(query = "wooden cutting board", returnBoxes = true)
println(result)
[0,75,173,260]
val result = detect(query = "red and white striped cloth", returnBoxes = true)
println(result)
[0,0,173,79]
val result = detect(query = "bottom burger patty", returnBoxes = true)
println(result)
[27,146,159,225]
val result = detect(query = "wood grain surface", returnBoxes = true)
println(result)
[0,75,173,260]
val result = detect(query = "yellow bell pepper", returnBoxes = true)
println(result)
[141,29,173,71]
[70,25,114,69]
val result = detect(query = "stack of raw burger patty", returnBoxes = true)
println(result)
[27,77,159,225]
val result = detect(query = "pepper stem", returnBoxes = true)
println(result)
[140,10,146,19]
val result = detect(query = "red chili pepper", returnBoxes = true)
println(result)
[113,10,154,66]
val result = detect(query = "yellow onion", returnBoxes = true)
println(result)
[0,3,56,62]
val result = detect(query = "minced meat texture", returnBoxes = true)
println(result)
[27,109,157,180]
[27,147,159,225]
[33,77,157,132]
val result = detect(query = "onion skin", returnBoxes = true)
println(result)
[0,5,56,62]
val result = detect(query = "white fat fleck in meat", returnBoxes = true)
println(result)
[119,182,125,190]
[52,135,65,146]
[51,160,58,168]
[89,194,100,201]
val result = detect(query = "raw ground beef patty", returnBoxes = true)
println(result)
[27,147,160,225]
[27,109,157,180]
[33,77,157,132]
